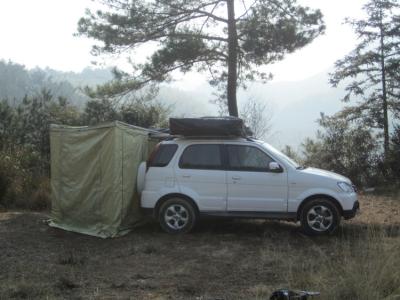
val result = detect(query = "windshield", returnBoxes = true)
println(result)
[260,141,300,169]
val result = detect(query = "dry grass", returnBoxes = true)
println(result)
[272,226,400,300]
[0,195,399,299]
[321,228,400,300]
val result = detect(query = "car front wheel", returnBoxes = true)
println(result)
[158,198,197,234]
[300,199,340,236]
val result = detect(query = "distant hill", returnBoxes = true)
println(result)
[244,72,348,148]
[43,67,113,87]
[0,60,113,106]
[0,60,349,147]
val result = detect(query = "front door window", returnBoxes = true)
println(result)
[227,145,274,172]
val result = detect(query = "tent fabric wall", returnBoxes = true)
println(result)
[49,121,155,238]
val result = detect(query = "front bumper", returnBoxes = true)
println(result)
[342,200,360,220]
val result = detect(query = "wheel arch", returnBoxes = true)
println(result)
[154,193,200,218]
[296,194,343,221]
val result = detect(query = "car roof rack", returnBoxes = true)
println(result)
[173,135,255,141]
[179,136,243,139]
[246,137,256,142]
[148,132,257,142]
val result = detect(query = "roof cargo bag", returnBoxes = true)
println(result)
[169,117,248,137]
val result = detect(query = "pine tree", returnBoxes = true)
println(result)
[330,0,400,157]
[77,0,325,116]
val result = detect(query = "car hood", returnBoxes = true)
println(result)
[300,167,351,184]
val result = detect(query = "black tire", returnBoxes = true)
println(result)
[158,198,197,234]
[300,198,340,236]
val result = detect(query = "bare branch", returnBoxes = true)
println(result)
[236,0,258,21]
[199,2,220,33]
[169,1,228,23]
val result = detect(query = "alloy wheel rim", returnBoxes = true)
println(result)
[306,205,333,232]
[164,204,189,230]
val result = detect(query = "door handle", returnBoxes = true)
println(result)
[232,176,241,180]
[182,175,191,178]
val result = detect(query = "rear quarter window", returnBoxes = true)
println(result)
[149,144,178,167]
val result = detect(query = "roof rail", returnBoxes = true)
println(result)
[148,133,257,142]
[174,135,249,140]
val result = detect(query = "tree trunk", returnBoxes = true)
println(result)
[227,0,239,117]
[379,12,389,158]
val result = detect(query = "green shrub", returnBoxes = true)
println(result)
[28,177,51,210]
[0,151,25,208]
[0,150,50,210]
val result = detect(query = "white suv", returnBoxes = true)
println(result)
[138,137,359,235]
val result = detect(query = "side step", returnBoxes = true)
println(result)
[200,211,297,221]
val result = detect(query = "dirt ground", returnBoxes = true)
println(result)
[1,194,399,300]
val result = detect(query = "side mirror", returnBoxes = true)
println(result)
[269,161,283,173]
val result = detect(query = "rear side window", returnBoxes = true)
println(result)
[179,144,222,170]
[227,145,273,172]
[149,144,178,167]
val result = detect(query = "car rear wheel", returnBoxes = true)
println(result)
[300,199,340,236]
[159,198,197,234]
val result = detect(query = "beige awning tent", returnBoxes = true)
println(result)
[48,121,161,238]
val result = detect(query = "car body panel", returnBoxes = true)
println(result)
[175,169,227,211]
[226,170,288,211]
[140,138,358,220]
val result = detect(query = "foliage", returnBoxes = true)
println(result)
[1,91,81,176]
[119,99,170,129]
[386,124,400,183]
[83,98,118,125]
[0,148,51,210]
[0,91,81,209]
[281,145,301,163]
[0,100,17,149]
[301,114,379,186]
[330,0,400,156]
[77,0,325,115]
[82,94,170,128]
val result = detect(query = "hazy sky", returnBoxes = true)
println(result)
[0,0,366,84]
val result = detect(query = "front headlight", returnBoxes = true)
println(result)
[337,182,354,193]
